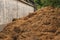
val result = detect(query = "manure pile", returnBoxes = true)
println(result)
[0,7,60,40]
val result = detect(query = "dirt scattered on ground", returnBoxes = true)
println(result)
[0,6,60,40]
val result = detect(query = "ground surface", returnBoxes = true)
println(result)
[0,6,60,40]
[0,24,7,31]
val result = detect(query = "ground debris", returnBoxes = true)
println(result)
[0,6,60,40]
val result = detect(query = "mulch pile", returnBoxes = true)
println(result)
[0,6,60,40]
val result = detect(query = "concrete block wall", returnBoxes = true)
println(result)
[0,0,34,25]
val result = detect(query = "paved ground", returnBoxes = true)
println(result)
[0,24,7,31]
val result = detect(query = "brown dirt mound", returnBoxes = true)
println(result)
[0,32,13,40]
[1,6,60,40]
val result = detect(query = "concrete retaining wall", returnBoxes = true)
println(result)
[0,0,34,25]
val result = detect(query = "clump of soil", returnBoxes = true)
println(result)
[0,32,13,40]
[0,6,60,40]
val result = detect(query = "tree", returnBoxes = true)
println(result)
[34,0,60,9]
[34,0,42,9]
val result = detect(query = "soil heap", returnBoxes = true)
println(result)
[0,6,60,40]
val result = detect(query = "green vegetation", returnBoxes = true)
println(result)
[34,0,60,9]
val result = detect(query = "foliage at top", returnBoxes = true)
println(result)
[34,0,60,9]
